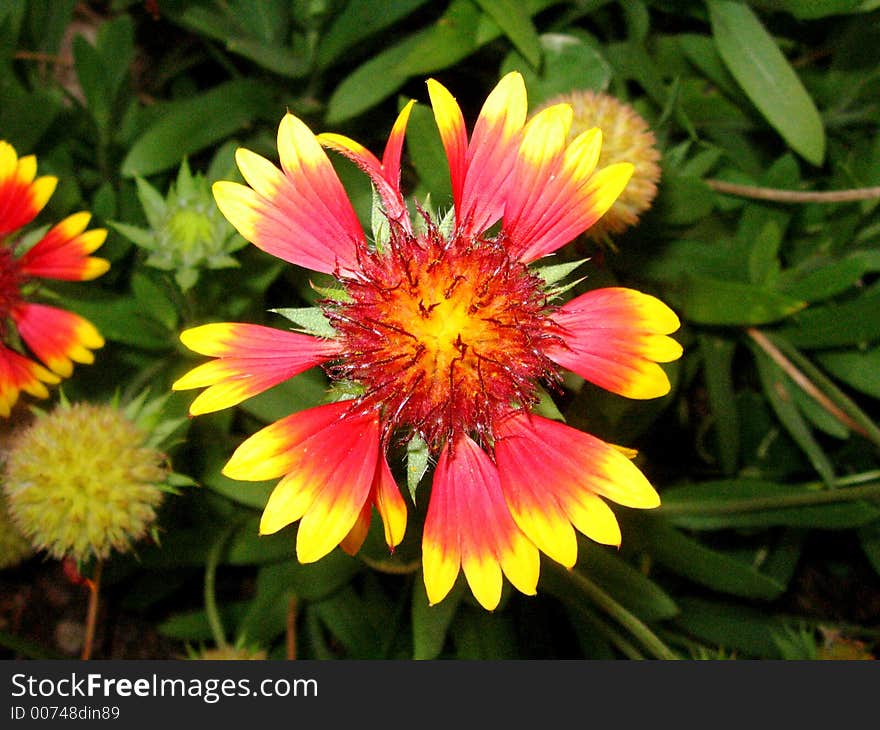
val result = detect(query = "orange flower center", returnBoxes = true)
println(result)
[327,224,560,447]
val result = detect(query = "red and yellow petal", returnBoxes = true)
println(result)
[340,449,408,556]
[494,411,660,567]
[339,499,373,557]
[422,434,539,610]
[17,212,109,281]
[319,100,416,230]
[427,72,527,236]
[502,104,575,255]
[0,141,57,237]
[213,113,366,275]
[173,323,340,415]
[236,402,381,563]
[548,287,682,399]
[0,344,60,417]
[11,303,103,379]
[222,400,353,482]
[426,78,468,217]
[505,120,634,262]
[457,71,528,235]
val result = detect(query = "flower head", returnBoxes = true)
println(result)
[0,141,108,416]
[2,400,169,563]
[114,159,246,291]
[535,90,661,241]
[0,493,33,569]
[174,73,682,610]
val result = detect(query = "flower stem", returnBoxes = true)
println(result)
[660,476,880,516]
[205,525,236,650]
[81,560,103,661]
[747,327,878,445]
[705,179,880,203]
[547,562,679,660]
[286,597,298,660]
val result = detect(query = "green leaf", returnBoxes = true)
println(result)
[817,347,880,399]
[412,573,463,659]
[531,385,566,422]
[316,0,430,69]
[671,275,806,325]
[406,434,431,502]
[653,175,715,225]
[775,287,880,348]
[677,33,746,102]
[236,555,362,647]
[858,520,880,576]
[240,369,329,424]
[310,583,390,658]
[776,0,866,18]
[223,517,294,565]
[698,334,739,474]
[96,15,135,102]
[748,219,784,288]
[762,333,880,446]
[73,34,110,129]
[121,80,274,177]
[576,542,679,622]
[202,466,274,510]
[673,597,786,658]
[158,601,250,641]
[778,251,880,304]
[131,272,178,331]
[225,37,307,78]
[452,607,520,659]
[752,346,836,484]
[326,0,479,123]
[270,307,336,338]
[326,0,559,122]
[108,221,153,248]
[395,0,482,76]
[660,479,880,530]
[173,4,305,77]
[63,295,172,350]
[473,0,542,68]
[532,257,588,287]
[370,185,390,251]
[708,0,826,165]
[790,385,850,439]
[0,86,61,152]
[501,33,612,108]
[406,102,452,203]
[638,518,786,600]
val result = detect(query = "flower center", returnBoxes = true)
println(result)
[327,223,560,447]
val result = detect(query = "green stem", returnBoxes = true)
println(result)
[204,522,239,649]
[706,179,880,203]
[576,604,646,660]
[660,476,880,516]
[547,563,679,660]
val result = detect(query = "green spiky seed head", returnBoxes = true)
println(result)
[0,494,33,569]
[3,402,168,563]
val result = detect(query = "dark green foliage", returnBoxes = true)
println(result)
[2,0,880,660]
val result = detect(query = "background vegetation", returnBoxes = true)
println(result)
[2,0,880,660]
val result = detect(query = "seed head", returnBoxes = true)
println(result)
[3,402,168,563]
[536,90,661,240]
